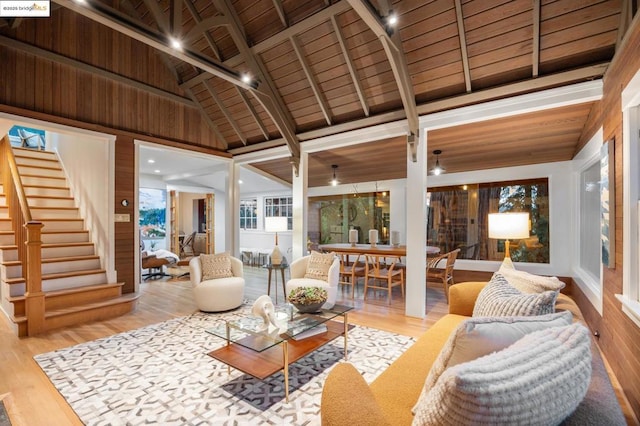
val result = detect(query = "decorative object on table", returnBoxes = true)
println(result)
[251,295,277,331]
[288,286,328,313]
[265,216,288,265]
[368,229,378,247]
[348,228,358,246]
[488,212,530,259]
[390,230,400,247]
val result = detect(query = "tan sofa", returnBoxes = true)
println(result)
[321,282,625,425]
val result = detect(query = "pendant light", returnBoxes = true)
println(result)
[330,164,339,186]
[432,150,445,176]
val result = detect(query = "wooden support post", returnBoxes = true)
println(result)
[24,221,44,336]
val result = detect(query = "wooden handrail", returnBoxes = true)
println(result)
[0,135,32,222]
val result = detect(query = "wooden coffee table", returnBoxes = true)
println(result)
[207,304,353,402]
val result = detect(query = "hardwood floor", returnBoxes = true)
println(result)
[0,266,634,425]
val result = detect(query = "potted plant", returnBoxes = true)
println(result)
[288,287,327,313]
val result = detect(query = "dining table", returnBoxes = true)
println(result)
[317,243,440,257]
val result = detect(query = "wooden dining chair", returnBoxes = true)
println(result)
[337,252,365,299]
[363,254,404,304]
[426,248,460,302]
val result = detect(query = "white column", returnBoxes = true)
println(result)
[292,152,308,260]
[405,133,427,318]
[225,161,240,257]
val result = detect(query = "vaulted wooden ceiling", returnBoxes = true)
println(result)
[0,0,635,183]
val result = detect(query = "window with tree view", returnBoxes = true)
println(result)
[427,178,549,263]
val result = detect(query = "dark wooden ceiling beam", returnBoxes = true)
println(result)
[0,34,195,107]
[532,0,540,77]
[213,0,300,163]
[54,0,255,90]
[237,89,270,139]
[141,0,169,33]
[272,0,287,27]
[183,1,223,59]
[454,0,472,92]
[171,0,182,35]
[290,35,332,125]
[331,14,369,116]
[346,0,419,160]
[617,0,633,50]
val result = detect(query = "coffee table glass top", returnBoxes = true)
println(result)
[206,304,353,352]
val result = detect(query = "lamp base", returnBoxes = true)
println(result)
[271,245,283,265]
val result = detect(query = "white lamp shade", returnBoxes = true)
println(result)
[488,212,530,239]
[265,216,288,232]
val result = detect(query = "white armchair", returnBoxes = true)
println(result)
[190,255,245,312]
[285,255,340,309]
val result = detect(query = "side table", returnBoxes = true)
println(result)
[262,261,289,303]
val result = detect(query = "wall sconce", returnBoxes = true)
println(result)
[330,164,339,186]
[432,150,445,175]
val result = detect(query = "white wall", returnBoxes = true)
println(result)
[49,132,116,281]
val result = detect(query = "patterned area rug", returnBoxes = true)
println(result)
[35,305,415,425]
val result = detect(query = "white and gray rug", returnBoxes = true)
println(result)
[34,305,415,425]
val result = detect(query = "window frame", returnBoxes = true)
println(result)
[264,196,293,230]
[239,198,258,230]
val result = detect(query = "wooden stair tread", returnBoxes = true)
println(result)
[0,245,18,250]
[1,260,21,266]
[26,195,74,200]
[42,230,88,235]
[22,184,70,190]
[36,218,82,222]
[45,282,124,297]
[0,230,14,235]
[12,147,56,155]
[31,207,78,210]
[19,174,65,179]
[5,277,25,284]
[17,164,62,171]
[42,269,106,280]
[42,242,93,248]
[42,254,99,263]
[44,293,140,318]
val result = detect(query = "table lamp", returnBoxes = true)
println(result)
[265,216,288,265]
[488,212,530,259]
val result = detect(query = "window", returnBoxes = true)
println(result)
[579,161,601,280]
[139,188,166,250]
[264,196,293,230]
[239,199,257,230]
[426,179,549,263]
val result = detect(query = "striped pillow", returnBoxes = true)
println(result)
[200,253,233,280]
[412,323,592,426]
[472,273,557,317]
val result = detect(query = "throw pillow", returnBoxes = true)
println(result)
[500,267,566,294]
[304,251,335,281]
[412,323,592,426]
[472,273,558,317]
[200,253,233,280]
[421,310,573,393]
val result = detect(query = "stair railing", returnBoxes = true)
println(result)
[0,135,44,335]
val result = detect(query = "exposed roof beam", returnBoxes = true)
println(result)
[346,0,419,160]
[532,0,540,77]
[183,1,222,59]
[244,164,292,188]
[331,14,369,116]
[171,0,182,36]
[203,80,247,144]
[164,164,228,181]
[616,0,633,50]
[290,35,332,125]
[10,17,23,29]
[54,0,256,90]
[236,88,270,139]
[180,0,352,89]
[272,0,287,27]
[454,0,471,92]
[184,15,227,43]
[213,0,300,162]
[0,34,195,107]
[141,0,169,33]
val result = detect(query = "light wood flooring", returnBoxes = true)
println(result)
[0,266,635,425]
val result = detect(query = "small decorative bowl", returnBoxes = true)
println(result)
[292,301,325,313]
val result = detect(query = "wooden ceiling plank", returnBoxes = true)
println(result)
[346,0,419,160]
[54,0,253,90]
[532,0,540,77]
[454,0,471,92]
[142,0,170,33]
[236,87,270,139]
[0,34,195,107]
[184,87,229,149]
[272,0,288,27]
[203,80,247,144]
[212,0,301,162]
[331,14,369,116]
[290,35,333,125]
[172,0,182,35]
[616,0,632,50]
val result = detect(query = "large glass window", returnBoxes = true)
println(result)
[427,179,549,263]
[264,196,293,230]
[580,161,601,279]
[139,188,167,250]
[240,199,257,230]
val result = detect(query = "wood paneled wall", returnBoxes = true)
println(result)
[572,14,640,418]
[114,136,135,293]
[0,8,222,150]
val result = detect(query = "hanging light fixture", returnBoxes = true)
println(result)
[432,149,445,175]
[330,164,339,186]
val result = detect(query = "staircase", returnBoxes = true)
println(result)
[0,146,138,336]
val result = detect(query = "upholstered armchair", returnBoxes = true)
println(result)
[285,253,340,309]
[189,255,245,312]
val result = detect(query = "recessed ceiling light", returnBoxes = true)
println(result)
[148,159,155,164]
[154,169,161,173]
[387,13,398,26]
[241,73,251,84]
[170,38,182,50]
[238,179,243,184]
